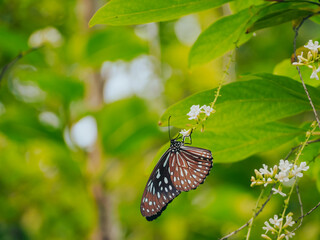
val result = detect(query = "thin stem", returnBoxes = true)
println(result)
[291,184,303,233]
[208,50,234,113]
[220,187,274,240]
[276,180,297,239]
[296,67,320,129]
[276,123,317,239]
[0,47,39,84]
[296,201,320,222]
[246,189,265,240]
[187,50,235,134]
[284,138,320,160]
[293,15,320,130]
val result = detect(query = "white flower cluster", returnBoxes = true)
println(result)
[187,104,215,120]
[261,213,295,240]
[179,104,216,138]
[251,160,309,188]
[292,40,320,80]
[179,128,192,138]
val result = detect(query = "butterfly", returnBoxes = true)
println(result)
[140,136,213,221]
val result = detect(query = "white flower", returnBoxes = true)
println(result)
[259,164,272,175]
[298,162,309,172]
[272,188,287,197]
[310,66,320,80]
[285,231,295,240]
[262,221,276,234]
[264,177,273,187]
[291,162,309,178]
[179,129,191,137]
[279,234,286,240]
[201,105,214,116]
[187,105,201,120]
[275,171,290,182]
[292,52,306,65]
[279,160,293,172]
[304,40,320,52]
[261,234,272,240]
[291,165,303,178]
[269,215,283,228]
[284,214,295,228]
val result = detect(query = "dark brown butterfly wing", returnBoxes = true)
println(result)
[170,145,213,191]
[141,142,213,221]
[140,150,181,221]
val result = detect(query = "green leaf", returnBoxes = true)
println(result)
[189,1,319,66]
[153,122,303,163]
[273,59,320,87]
[189,7,256,67]
[160,74,320,132]
[311,14,320,25]
[89,0,233,26]
[85,28,148,67]
[314,157,320,193]
[246,2,318,33]
[195,122,303,163]
[247,9,314,33]
[230,0,264,12]
[297,141,320,163]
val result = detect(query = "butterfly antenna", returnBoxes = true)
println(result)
[168,116,171,140]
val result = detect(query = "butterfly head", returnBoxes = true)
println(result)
[170,139,183,152]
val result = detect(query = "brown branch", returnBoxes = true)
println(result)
[284,138,320,160]
[219,188,274,240]
[293,15,320,130]
[295,201,320,223]
[0,47,39,84]
[292,184,304,232]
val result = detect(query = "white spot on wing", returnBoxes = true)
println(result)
[163,154,170,167]
[164,177,168,184]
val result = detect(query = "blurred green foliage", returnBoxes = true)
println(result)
[1,0,320,240]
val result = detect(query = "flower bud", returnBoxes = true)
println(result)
[254,169,263,179]
[261,234,272,240]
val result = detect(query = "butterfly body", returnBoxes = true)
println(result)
[141,139,213,221]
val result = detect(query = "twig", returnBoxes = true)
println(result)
[0,47,39,84]
[284,138,320,160]
[246,189,265,240]
[293,15,320,130]
[277,123,317,239]
[219,187,274,240]
[296,201,320,222]
[293,184,304,232]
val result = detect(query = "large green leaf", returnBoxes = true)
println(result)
[246,1,319,33]
[89,0,232,26]
[193,122,303,163]
[273,59,320,87]
[160,74,320,131]
[189,1,318,66]
[153,122,303,163]
[188,7,257,67]
[230,0,264,12]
